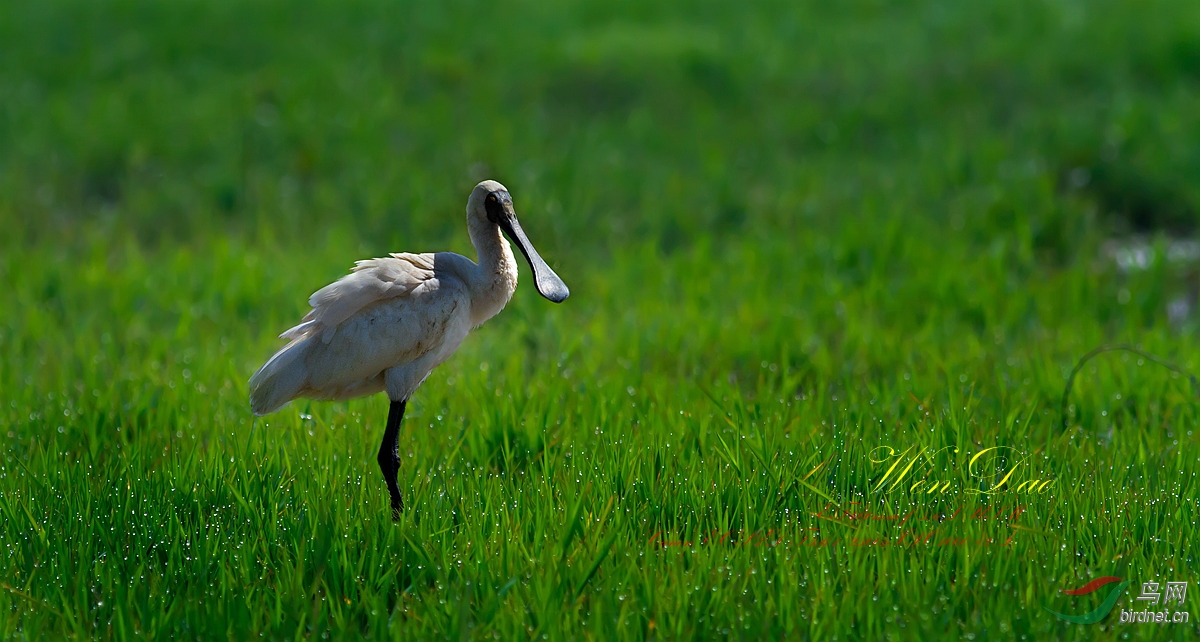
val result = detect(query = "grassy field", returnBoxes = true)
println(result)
[2,0,1199,639]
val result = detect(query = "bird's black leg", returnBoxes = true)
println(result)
[377,399,406,519]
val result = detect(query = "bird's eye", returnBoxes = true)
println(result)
[486,193,498,203]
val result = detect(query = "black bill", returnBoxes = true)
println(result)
[497,214,570,303]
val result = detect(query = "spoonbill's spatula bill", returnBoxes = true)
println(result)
[249,180,569,518]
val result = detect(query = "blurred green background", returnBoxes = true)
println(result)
[2,0,1198,639]
[5,0,1199,384]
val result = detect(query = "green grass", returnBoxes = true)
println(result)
[2,0,1199,639]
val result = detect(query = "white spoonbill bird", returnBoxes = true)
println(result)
[249,180,569,517]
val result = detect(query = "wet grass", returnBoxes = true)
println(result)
[1,0,1199,639]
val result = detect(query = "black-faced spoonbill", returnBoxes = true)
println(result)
[249,180,569,517]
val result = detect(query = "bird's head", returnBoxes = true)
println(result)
[468,180,570,303]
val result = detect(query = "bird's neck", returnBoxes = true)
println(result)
[467,217,519,325]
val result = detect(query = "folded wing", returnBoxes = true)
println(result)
[281,253,436,343]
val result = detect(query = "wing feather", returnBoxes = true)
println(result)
[280,252,436,343]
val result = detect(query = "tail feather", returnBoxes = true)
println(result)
[249,337,311,415]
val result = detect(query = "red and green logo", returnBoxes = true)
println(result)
[1045,576,1130,624]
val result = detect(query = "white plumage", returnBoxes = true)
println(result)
[248,251,466,413]
[249,180,569,516]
